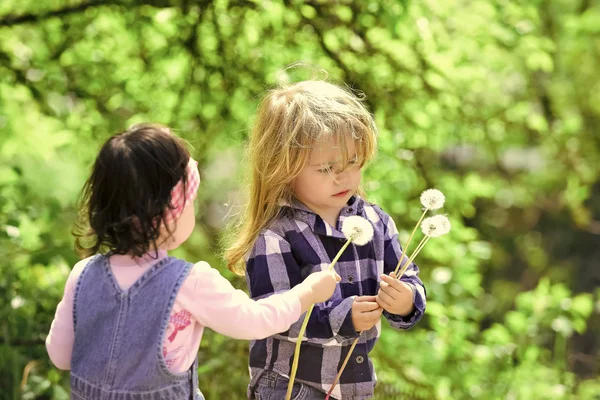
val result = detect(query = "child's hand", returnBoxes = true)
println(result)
[376,273,415,316]
[351,296,382,332]
[304,270,341,304]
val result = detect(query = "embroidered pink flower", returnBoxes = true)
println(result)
[163,345,183,368]
[167,310,191,342]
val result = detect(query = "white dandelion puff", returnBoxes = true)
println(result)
[341,216,374,246]
[421,215,451,238]
[421,216,438,237]
[420,189,445,210]
[431,214,451,236]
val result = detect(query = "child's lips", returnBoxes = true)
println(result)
[333,190,350,197]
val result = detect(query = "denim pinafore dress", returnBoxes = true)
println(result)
[70,255,203,400]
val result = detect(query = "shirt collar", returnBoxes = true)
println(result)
[279,195,366,239]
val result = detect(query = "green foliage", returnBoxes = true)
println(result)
[1,0,599,399]
[372,278,597,400]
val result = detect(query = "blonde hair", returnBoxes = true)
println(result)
[225,80,378,273]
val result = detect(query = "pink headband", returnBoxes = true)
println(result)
[165,157,200,224]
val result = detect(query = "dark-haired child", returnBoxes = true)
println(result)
[46,124,340,399]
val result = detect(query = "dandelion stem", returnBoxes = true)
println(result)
[396,236,430,278]
[404,208,428,255]
[393,252,409,280]
[393,209,428,275]
[286,238,353,400]
[325,335,360,400]
[286,304,314,400]
[329,239,353,271]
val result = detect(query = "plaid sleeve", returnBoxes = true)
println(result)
[378,208,427,329]
[246,232,359,343]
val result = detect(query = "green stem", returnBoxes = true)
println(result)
[394,235,426,276]
[329,239,353,271]
[392,252,410,280]
[393,208,428,274]
[286,238,353,400]
[404,209,428,255]
[396,236,430,278]
[286,304,314,400]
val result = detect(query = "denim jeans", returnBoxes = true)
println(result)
[253,371,326,400]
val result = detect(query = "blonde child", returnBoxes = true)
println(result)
[226,81,427,399]
[46,124,340,399]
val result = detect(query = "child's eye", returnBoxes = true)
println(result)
[349,158,358,165]
[318,167,332,174]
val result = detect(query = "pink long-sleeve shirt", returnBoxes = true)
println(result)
[46,251,301,373]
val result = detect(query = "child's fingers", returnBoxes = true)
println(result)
[379,283,402,299]
[355,295,378,303]
[380,274,405,291]
[364,308,383,325]
[333,272,341,282]
[377,290,395,308]
[376,296,393,312]
[362,307,383,317]
[360,308,383,326]
[354,300,380,313]
[354,307,382,330]
[379,281,400,300]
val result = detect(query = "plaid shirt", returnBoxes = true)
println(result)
[245,196,426,399]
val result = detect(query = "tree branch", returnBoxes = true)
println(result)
[0,0,126,27]
[302,14,376,112]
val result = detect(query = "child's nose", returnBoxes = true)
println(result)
[334,169,349,185]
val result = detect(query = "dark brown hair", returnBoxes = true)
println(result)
[73,124,190,258]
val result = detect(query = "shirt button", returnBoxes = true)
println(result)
[339,238,345,243]
[347,208,353,213]
[347,275,354,283]
[356,356,364,364]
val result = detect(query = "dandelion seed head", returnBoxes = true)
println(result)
[420,189,445,210]
[421,215,451,237]
[421,216,438,236]
[431,214,451,236]
[341,216,374,246]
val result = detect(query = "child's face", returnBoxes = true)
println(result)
[292,136,361,219]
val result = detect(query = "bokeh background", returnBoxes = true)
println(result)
[1,0,599,399]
